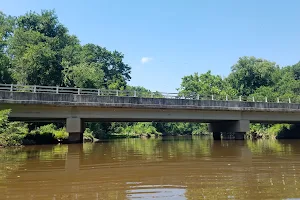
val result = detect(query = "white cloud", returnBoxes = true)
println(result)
[141,57,153,64]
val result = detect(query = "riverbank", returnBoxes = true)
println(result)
[247,124,300,139]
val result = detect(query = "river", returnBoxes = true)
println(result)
[1,137,300,199]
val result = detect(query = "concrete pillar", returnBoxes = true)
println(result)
[66,118,84,143]
[235,132,245,140]
[213,132,221,140]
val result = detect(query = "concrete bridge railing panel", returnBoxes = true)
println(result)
[1,91,300,112]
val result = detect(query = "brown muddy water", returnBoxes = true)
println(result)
[1,137,300,200]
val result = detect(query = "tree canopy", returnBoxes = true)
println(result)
[0,10,131,89]
[178,56,300,103]
[226,56,280,96]
[178,71,237,98]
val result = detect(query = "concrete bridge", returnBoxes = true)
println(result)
[0,84,300,142]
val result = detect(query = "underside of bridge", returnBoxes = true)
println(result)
[9,117,252,143]
[2,102,299,143]
[208,120,250,140]
[62,118,251,143]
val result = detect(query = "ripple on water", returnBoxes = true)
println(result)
[126,184,187,200]
[1,138,300,199]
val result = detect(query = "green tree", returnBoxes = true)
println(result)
[0,109,28,147]
[153,122,207,136]
[278,63,300,95]
[79,44,131,90]
[287,61,300,81]
[126,86,163,97]
[0,53,12,84]
[252,86,280,102]
[0,11,15,52]
[5,9,131,89]
[8,10,76,85]
[178,71,237,98]
[63,62,105,88]
[227,56,280,96]
[0,12,15,84]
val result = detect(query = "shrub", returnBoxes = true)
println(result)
[276,124,300,139]
[0,133,25,147]
[25,124,68,144]
[0,109,70,146]
[53,128,69,141]
[118,123,161,138]
[83,128,94,142]
[0,110,28,147]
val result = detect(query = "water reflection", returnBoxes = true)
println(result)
[1,137,300,199]
[126,183,186,200]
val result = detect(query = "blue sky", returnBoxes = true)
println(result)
[1,0,300,92]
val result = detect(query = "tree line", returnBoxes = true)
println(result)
[1,10,300,145]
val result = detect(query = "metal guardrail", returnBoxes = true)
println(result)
[0,83,295,103]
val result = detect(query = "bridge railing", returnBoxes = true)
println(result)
[0,83,296,104]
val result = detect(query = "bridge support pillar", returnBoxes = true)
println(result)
[66,118,84,143]
[209,120,250,140]
[213,132,221,140]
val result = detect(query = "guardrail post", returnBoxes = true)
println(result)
[97,89,100,96]
[289,98,291,103]
[78,88,80,95]
[10,84,13,92]
[252,97,255,102]
[226,95,228,101]
[134,91,137,97]
[211,95,214,100]
[265,97,268,102]
[56,86,59,94]
[277,98,279,103]
[116,90,119,96]
[197,94,199,100]
[151,92,154,98]
[239,96,242,101]
[33,85,36,93]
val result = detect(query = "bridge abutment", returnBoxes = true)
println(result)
[209,120,250,140]
[66,118,84,143]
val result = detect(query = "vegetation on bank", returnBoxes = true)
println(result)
[0,110,28,147]
[248,124,300,139]
[115,122,162,138]
[0,109,97,146]
[1,9,300,145]
[0,109,63,146]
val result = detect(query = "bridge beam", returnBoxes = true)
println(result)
[66,118,84,143]
[209,120,250,140]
